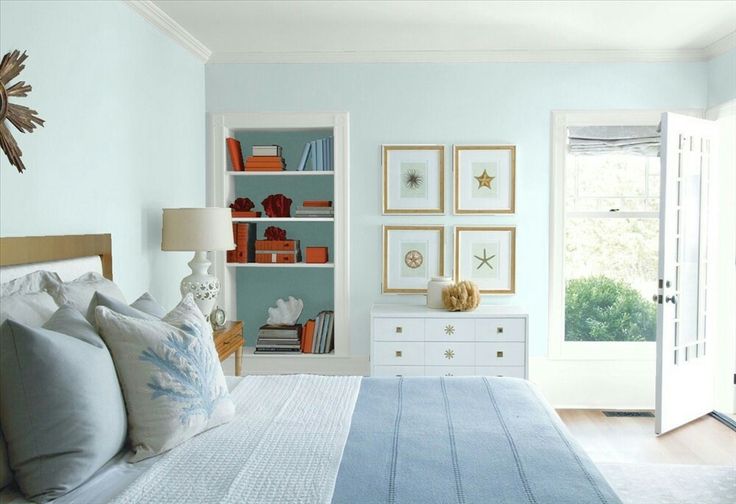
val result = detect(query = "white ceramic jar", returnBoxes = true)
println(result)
[427,277,454,309]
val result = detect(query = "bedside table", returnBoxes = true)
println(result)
[214,321,244,376]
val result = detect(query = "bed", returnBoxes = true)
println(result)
[0,234,621,504]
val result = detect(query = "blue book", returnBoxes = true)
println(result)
[327,136,333,171]
[297,142,311,171]
[315,139,323,171]
[311,141,318,171]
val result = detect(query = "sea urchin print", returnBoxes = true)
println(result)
[404,168,423,190]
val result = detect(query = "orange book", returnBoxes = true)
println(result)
[226,138,244,171]
[303,200,332,207]
[255,240,298,251]
[301,320,315,353]
[246,156,284,163]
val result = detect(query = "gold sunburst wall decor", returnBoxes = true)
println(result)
[0,50,45,173]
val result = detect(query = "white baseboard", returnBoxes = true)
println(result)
[241,351,370,376]
[530,356,656,410]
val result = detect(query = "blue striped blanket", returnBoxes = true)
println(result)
[332,377,621,504]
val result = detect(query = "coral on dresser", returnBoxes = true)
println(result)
[266,296,304,326]
[261,194,292,218]
[441,281,480,312]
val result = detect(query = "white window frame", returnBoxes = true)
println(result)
[549,110,699,361]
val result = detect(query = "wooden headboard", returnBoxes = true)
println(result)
[0,234,113,280]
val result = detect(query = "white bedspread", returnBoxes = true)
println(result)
[110,374,362,504]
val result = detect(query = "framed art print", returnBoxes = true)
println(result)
[454,226,515,294]
[454,145,515,214]
[382,145,445,214]
[383,225,445,293]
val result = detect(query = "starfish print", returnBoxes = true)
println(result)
[474,169,494,190]
[474,248,495,270]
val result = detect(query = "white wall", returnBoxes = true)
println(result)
[0,0,205,308]
[206,60,708,362]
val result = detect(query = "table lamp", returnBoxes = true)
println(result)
[161,207,235,320]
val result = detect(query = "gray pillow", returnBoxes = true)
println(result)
[0,271,61,297]
[46,272,126,324]
[89,292,160,324]
[0,427,11,489]
[130,292,167,319]
[0,291,58,327]
[0,306,127,502]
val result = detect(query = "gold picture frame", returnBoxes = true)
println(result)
[454,226,516,294]
[383,225,445,294]
[453,145,516,214]
[382,145,445,214]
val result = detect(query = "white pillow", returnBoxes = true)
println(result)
[0,291,58,327]
[47,272,126,323]
[0,270,61,296]
[95,294,234,462]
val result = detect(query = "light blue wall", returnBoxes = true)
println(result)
[707,48,736,107]
[206,61,707,357]
[0,0,205,308]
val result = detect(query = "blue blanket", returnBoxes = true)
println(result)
[332,377,621,504]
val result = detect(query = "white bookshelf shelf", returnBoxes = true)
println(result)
[228,171,334,176]
[244,347,336,358]
[232,217,334,223]
[226,262,334,268]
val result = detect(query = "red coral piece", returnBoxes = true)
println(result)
[264,226,287,241]
[261,194,292,218]
[229,197,254,211]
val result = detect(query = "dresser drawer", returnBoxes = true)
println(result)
[425,319,475,341]
[476,342,525,367]
[476,366,526,378]
[425,341,475,366]
[372,365,425,377]
[475,318,526,342]
[373,341,424,366]
[424,366,476,377]
[373,318,424,342]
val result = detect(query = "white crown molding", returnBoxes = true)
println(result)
[207,48,715,64]
[124,0,211,62]
[704,31,736,59]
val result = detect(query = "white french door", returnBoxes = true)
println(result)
[655,112,717,435]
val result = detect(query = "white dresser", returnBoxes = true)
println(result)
[370,304,528,378]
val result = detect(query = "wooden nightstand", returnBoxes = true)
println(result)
[214,321,244,376]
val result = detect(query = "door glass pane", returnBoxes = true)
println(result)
[564,217,658,342]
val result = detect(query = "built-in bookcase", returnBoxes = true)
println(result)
[209,112,351,374]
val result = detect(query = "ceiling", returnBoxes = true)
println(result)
[146,0,736,62]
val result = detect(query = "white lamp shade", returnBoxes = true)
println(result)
[161,208,235,251]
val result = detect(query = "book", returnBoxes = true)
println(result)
[252,145,282,157]
[297,142,311,171]
[245,156,285,165]
[255,253,298,264]
[255,240,299,251]
[226,138,244,171]
[301,319,315,353]
[315,139,323,171]
[312,313,323,353]
[323,311,335,353]
[232,223,256,263]
[255,348,301,353]
[310,141,317,171]
[303,200,332,207]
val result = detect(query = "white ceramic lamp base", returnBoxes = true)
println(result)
[180,251,220,321]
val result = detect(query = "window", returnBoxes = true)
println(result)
[564,154,659,342]
[549,111,664,359]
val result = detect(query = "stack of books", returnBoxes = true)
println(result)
[296,137,333,171]
[295,200,334,218]
[254,239,302,264]
[300,311,335,354]
[255,325,302,353]
[227,222,256,263]
[245,145,285,172]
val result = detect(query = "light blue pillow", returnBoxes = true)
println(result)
[88,291,161,324]
[0,306,127,502]
[130,292,167,319]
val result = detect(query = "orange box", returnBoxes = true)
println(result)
[306,247,329,263]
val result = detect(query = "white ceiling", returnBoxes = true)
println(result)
[146,0,736,62]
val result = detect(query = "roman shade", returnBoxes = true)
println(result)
[567,125,660,156]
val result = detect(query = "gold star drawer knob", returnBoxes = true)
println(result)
[444,324,455,335]
[444,348,455,359]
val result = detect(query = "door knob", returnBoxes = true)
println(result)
[665,295,677,304]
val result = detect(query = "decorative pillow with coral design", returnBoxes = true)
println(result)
[95,294,234,462]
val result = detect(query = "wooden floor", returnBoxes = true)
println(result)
[558,409,736,466]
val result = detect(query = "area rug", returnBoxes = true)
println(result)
[598,462,736,504]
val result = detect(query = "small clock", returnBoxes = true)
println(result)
[211,306,227,329]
